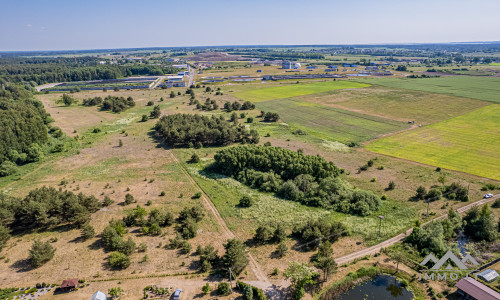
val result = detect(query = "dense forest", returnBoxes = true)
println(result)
[0,84,52,172]
[212,146,381,216]
[0,57,177,86]
[154,114,259,147]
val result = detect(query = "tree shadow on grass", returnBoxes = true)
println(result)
[10,258,33,273]
[88,238,103,250]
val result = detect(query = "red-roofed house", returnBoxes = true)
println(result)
[60,278,79,291]
[455,277,500,300]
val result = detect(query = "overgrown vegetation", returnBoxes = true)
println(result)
[212,146,381,215]
[154,114,259,147]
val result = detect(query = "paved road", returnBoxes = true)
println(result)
[35,83,59,92]
[151,76,167,89]
[188,65,195,87]
[335,194,500,265]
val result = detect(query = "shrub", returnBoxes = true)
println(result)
[147,100,154,106]
[387,181,396,190]
[189,153,200,163]
[492,198,500,208]
[217,282,230,296]
[103,196,114,206]
[181,241,192,254]
[138,242,147,252]
[124,193,135,205]
[238,196,253,208]
[192,192,202,199]
[109,252,130,269]
[263,112,280,122]
[81,222,95,240]
[141,115,149,122]
[29,240,55,268]
[0,161,17,177]
[202,283,211,295]
[276,242,288,258]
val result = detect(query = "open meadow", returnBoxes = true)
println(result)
[366,105,500,181]
[293,85,489,124]
[254,98,408,143]
[359,76,500,103]
[231,80,370,102]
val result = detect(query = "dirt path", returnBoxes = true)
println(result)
[361,123,418,146]
[167,151,275,294]
[335,194,500,265]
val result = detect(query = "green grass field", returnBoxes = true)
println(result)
[490,63,500,66]
[255,99,408,143]
[359,76,500,104]
[232,80,370,102]
[366,105,500,180]
[293,85,488,125]
[174,148,418,245]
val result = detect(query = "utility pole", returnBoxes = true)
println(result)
[426,198,430,218]
[228,267,234,293]
[316,237,322,261]
[378,216,384,238]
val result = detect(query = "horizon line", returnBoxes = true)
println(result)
[1,40,500,54]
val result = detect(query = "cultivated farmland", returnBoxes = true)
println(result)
[359,76,500,104]
[232,80,370,102]
[255,99,409,143]
[294,85,489,124]
[366,105,500,180]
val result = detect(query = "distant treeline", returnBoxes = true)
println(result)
[228,50,325,60]
[0,57,177,85]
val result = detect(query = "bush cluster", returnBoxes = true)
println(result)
[213,146,381,215]
[101,96,135,113]
[154,114,259,147]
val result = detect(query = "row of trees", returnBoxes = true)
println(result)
[212,146,381,215]
[411,182,469,202]
[154,114,259,147]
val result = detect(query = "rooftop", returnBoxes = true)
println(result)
[60,278,78,288]
[455,277,500,300]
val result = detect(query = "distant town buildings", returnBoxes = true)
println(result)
[263,74,345,81]
[282,60,293,69]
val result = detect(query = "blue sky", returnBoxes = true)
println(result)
[1,0,499,51]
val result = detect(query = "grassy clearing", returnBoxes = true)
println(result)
[294,85,489,125]
[173,148,417,245]
[366,105,500,180]
[255,99,408,143]
[231,80,370,102]
[359,76,500,104]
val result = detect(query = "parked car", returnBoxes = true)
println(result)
[484,193,493,199]
[173,289,182,300]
